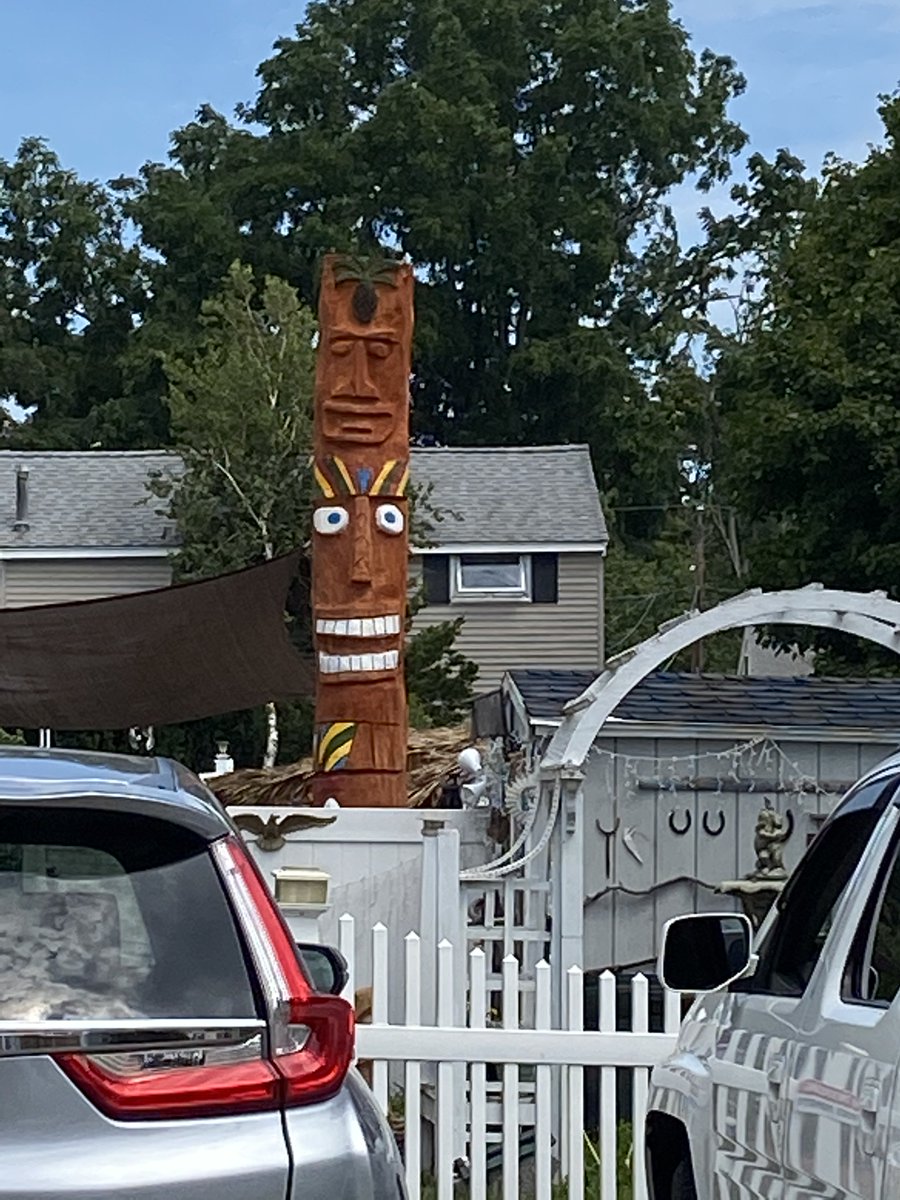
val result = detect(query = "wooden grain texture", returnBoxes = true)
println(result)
[310,255,413,806]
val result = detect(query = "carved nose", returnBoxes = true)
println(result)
[351,499,372,584]
[350,340,377,397]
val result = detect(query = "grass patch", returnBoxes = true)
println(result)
[418,1121,634,1199]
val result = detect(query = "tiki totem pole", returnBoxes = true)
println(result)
[309,255,413,808]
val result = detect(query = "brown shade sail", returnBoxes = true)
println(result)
[0,553,313,730]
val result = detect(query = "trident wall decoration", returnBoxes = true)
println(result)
[308,254,413,808]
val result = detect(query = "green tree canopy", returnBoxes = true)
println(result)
[715,98,900,645]
[123,0,747,517]
[158,259,318,579]
[0,138,156,447]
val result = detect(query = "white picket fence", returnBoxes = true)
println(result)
[338,916,682,1200]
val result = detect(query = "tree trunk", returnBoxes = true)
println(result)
[261,537,279,769]
[263,700,279,769]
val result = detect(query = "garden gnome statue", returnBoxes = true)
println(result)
[308,254,413,807]
[717,799,794,928]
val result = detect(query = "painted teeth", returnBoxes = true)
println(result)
[316,615,401,637]
[318,651,400,673]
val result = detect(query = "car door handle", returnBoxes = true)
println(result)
[860,1083,880,1128]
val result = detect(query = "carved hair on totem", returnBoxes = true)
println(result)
[309,254,414,808]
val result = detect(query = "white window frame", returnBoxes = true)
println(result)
[451,553,532,602]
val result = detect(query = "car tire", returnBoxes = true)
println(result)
[671,1157,697,1200]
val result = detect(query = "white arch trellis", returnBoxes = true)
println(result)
[543,584,900,771]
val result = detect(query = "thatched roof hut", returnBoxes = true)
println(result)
[208,724,479,809]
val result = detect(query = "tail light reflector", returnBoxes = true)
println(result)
[58,1054,280,1120]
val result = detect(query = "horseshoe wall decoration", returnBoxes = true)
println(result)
[596,817,621,879]
[668,809,692,836]
[783,809,795,841]
[702,809,726,838]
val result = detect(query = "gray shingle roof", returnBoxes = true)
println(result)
[0,452,178,549]
[509,669,900,732]
[0,445,606,552]
[411,445,607,547]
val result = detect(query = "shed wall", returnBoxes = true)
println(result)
[581,732,898,973]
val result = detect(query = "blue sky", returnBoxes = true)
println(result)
[1,1,898,214]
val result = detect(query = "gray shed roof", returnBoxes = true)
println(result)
[412,445,607,548]
[0,452,178,550]
[508,669,900,733]
[0,445,606,553]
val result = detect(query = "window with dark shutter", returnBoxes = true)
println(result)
[531,553,559,604]
[422,555,450,605]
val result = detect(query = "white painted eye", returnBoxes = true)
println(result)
[314,506,350,535]
[375,503,404,535]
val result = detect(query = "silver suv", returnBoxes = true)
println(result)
[0,746,405,1200]
[646,751,900,1200]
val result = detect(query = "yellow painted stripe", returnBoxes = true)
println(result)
[371,459,398,496]
[396,465,409,497]
[332,456,357,495]
[314,464,335,498]
[324,740,354,772]
[317,721,356,770]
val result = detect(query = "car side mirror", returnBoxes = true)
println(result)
[659,913,753,994]
[296,942,349,997]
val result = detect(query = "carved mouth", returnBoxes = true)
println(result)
[322,403,395,442]
[316,615,401,636]
[318,650,400,674]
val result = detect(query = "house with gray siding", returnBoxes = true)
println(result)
[411,445,607,691]
[0,452,175,608]
[0,446,607,694]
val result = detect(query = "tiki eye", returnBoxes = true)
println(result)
[366,340,392,360]
[375,503,404,535]
[314,506,350,535]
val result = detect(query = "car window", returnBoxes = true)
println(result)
[750,780,894,997]
[843,831,900,1007]
[0,806,257,1021]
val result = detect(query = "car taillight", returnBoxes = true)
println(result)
[58,1051,280,1120]
[56,836,354,1121]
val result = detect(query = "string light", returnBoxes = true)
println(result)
[586,735,834,805]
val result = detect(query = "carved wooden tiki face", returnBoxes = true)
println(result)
[309,255,413,807]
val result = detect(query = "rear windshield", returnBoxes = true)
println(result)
[0,807,257,1021]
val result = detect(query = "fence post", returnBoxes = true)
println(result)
[419,819,443,1029]
[502,954,521,1200]
[566,965,585,1200]
[404,932,422,1200]
[434,825,466,1160]
[549,770,585,1025]
[469,947,488,1200]
[599,970,617,1200]
[534,960,553,1200]
[436,938,455,1200]
[372,922,389,1112]
[631,973,650,1200]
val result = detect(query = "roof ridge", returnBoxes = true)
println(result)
[0,450,174,458]
[654,671,900,685]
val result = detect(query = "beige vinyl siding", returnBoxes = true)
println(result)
[1,557,173,609]
[412,552,603,691]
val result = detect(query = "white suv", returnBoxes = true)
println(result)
[646,752,900,1200]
